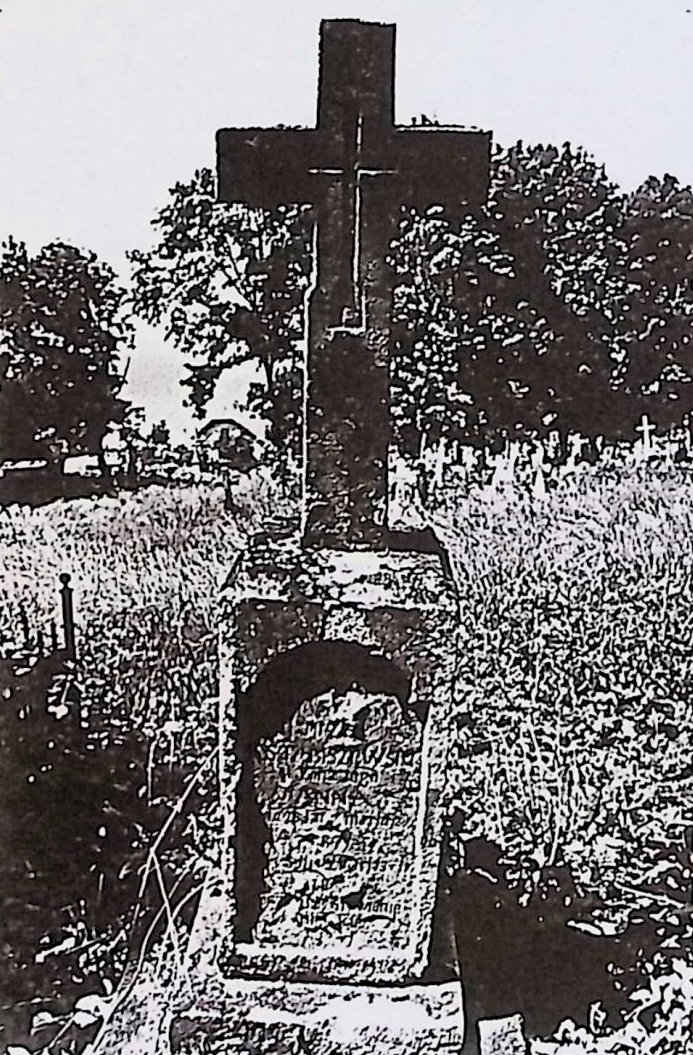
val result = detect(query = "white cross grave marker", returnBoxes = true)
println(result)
[635,414,657,459]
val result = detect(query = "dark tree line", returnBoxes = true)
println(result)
[390,143,693,458]
[5,143,693,475]
[130,147,693,468]
[128,169,312,476]
[0,239,133,472]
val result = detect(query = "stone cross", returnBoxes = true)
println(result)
[177,22,493,1054]
[217,18,490,549]
[635,412,657,458]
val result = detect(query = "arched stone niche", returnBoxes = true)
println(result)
[218,542,459,984]
[233,639,419,949]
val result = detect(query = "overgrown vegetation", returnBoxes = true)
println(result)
[0,238,134,472]
[128,148,693,473]
[4,464,693,1049]
[0,483,246,1049]
[531,955,693,1053]
[438,463,693,924]
[128,172,311,479]
[434,462,693,1048]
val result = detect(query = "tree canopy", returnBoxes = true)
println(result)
[129,148,693,464]
[390,143,693,455]
[0,239,133,467]
[128,170,311,469]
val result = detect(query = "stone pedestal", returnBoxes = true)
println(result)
[169,532,464,1053]
[214,535,459,978]
[477,1015,528,1055]
[172,976,465,1055]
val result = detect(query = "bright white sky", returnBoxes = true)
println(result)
[1,0,692,438]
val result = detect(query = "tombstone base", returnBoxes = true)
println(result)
[217,532,460,981]
[170,975,466,1055]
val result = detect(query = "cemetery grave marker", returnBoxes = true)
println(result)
[168,19,491,1055]
[635,413,657,460]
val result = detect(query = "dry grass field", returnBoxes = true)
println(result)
[0,473,289,738]
[0,483,238,643]
[435,466,693,909]
[3,461,693,1050]
[3,463,693,892]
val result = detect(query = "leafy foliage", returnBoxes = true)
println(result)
[533,955,693,1053]
[0,657,169,1042]
[128,150,693,466]
[128,169,312,470]
[616,176,693,430]
[390,144,693,455]
[0,239,133,466]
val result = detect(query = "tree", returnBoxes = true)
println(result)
[131,152,693,472]
[612,175,693,437]
[390,142,631,458]
[128,169,312,475]
[0,239,133,472]
[482,141,627,447]
[391,144,693,460]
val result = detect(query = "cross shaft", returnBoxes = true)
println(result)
[217,19,490,549]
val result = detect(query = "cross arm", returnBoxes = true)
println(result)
[217,127,326,208]
[384,127,491,211]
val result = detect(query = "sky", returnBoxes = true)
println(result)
[1,0,692,438]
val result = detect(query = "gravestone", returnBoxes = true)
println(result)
[251,685,424,950]
[173,19,491,1055]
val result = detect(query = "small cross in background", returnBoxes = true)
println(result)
[635,413,657,456]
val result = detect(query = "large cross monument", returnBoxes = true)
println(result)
[172,20,491,1055]
[218,18,489,548]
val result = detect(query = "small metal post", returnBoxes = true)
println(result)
[59,573,76,661]
[50,620,58,653]
[19,603,30,652]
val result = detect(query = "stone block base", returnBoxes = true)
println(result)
[171,977,466,1055]
[218,537,460,978]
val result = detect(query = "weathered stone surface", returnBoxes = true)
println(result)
[477,1014,528,1055]
[100,18,486,1055]
[223,534,458,613]
[217,20,489,550]
[171,977,466,1055]
[252,687,422,949]
[205,532,459,985]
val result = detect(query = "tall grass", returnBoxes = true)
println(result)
[3,464,693,920]
[3,461,693,1052]
[431,465,693,926]
[0,484,240,631]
